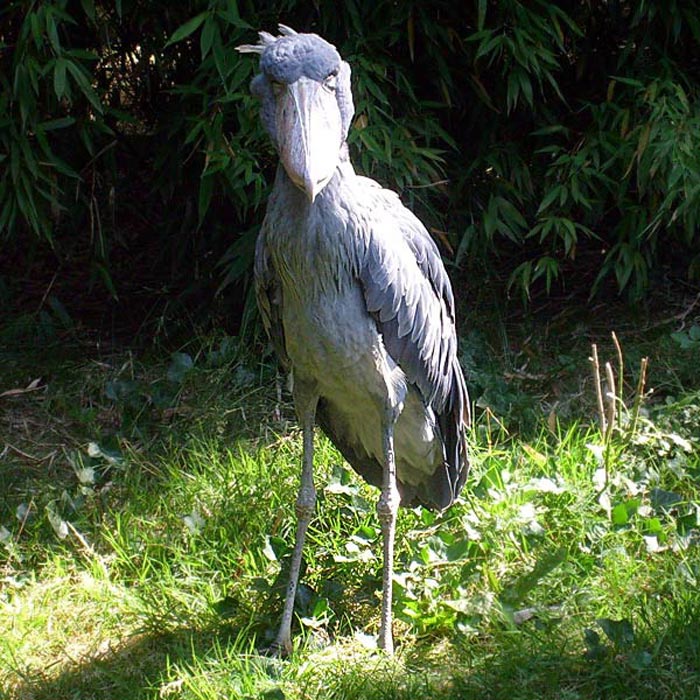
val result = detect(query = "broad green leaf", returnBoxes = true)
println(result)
[166,12,207,46]
[500,548,567,607]
[53,58,67,99]
[445,538,471,562]
[167,352,194,383]
[611,502,629,524]
[65,60,102,113]
[39,116,76,131]
[80,0,96,21]
[597,618,635,648]
[200,17,217,60]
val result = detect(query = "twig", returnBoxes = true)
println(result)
[66,521,110,578]
[629,357,649,437]
[5,443,42,461]
[604,361,616,438]
[590,344,606,435]
[677,291,700,325]
[611,331,624,422]
[16,497,35,541]
[0,378,45,398]
[79,138,117,173]
[37,272,58,312]
[67,521,95,556]
[405,179,450,189]
[644,290,700,331]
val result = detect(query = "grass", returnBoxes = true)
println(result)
[1,320,700,699]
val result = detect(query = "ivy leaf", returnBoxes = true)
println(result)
[597,618,636,648]
[167,352,194,383]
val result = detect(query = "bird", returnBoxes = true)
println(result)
[238,25,469,656]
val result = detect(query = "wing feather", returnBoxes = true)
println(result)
[355,182,470,507]
[254,223,289,370]
[357,188,456,409]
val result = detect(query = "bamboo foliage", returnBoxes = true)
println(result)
[2,1,700,302]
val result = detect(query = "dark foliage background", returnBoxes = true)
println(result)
[2,0,700,339]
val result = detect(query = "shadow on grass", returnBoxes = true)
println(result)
[11,603,699,700]
[7,624,274,700]
[445,616,700,700]
[320,604,700,700]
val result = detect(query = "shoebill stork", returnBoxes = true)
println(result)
[238,26,469,655]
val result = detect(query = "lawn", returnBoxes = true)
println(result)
[1,306,700,699]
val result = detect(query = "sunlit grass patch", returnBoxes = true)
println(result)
[0,558,134,694]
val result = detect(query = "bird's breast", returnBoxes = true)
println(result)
[283,281,378,376]
[261,181,444,485]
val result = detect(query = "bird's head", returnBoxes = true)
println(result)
[238,25,354,202]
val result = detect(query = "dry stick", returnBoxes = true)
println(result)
[15,497,35,541]
[629,357,649,438]
[591,344,607,435]
[603,360,617,491]
[611,331,624,424]
[604,361,617,439]
[67,521,110,579]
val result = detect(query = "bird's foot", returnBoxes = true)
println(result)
[263,635,293,658]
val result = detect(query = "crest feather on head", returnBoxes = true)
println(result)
[236,24,298,54]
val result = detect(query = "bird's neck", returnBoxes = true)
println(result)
[267,147,361,297]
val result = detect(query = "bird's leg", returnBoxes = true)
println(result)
[377,407,400,653]
[271,398,317,656]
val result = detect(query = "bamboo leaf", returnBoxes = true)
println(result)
[65,60,102,113]
[518,69,534,107]
[80,0,96,21]
[45,9,61,54]
[200,17,216,60]
[477,0,487,31]
[53,58,67,99]
[537,186,561,214]
[198,174,214,225]
[166,12,207,46]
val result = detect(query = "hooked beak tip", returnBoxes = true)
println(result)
[305,179,317,203]
[303,176,328,203]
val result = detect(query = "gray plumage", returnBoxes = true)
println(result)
[239,26,469,655]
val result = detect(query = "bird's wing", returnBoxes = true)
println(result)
[354,180,470,506]
[254,222,289,370]
[356,180,463,413]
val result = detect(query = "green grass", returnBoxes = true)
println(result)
[1,330,700,699]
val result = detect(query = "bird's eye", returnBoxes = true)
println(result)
[323,71,338,92]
